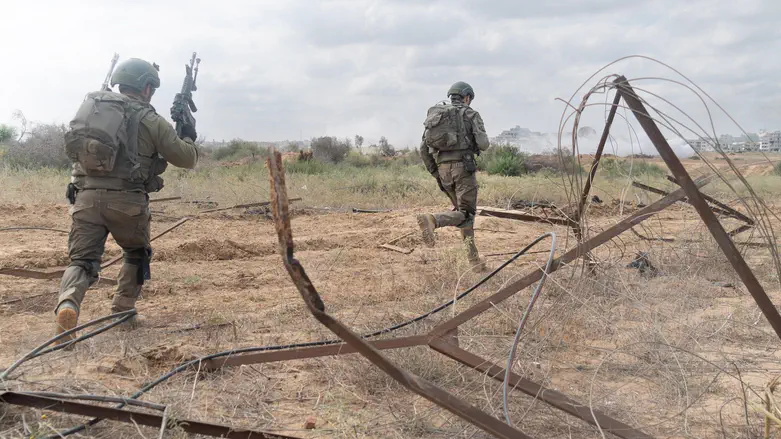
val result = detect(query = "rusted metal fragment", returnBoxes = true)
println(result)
[431,179,706,337]
[632,181,739,220]
[267,149,534,439]
[429,340,654,439]
[199,198,301,214]
[0,392,301,439]
[478,206,574,227]
[576,91,622,224]
[617,76,781,340]
[666,175,754,224]
[379,244,414,254]
[201,336,427,370]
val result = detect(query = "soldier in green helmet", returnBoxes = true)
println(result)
[54,58,199,341]
[417,81,490,269]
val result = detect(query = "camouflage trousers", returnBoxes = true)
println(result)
[57,189,151,316]
[431,161,480,261]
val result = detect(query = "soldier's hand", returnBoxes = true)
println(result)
[181,124,198,141]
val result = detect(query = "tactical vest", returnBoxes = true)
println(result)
[65,91,155,191]
[423,102,469,153]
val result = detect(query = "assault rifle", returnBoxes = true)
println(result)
[101,53,120,92]
[170,52,201,139]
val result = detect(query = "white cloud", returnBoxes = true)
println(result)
[1,0,780,155]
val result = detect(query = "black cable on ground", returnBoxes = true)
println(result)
[0,310,136,381]
[45,240,551,438]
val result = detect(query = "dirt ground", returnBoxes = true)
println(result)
[2,157,781,438]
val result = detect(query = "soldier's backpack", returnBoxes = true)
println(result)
[64,91,147,177]
[422,102,468,151]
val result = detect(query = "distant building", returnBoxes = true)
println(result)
[686,138,714,152]
[687,132,766,153]
[493,126,543,144]
[761,131,781,152]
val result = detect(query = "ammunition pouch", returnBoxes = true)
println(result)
[463,153,477,173]
[144,156,168,193]
[66,183,78,205]
[144,175,165,193]
[124,247,153,285]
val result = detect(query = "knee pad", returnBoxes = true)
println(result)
[123,247,152,286]
[69,259,100,282]
[456,210,475,229]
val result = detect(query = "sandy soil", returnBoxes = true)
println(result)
[1,169,780,438]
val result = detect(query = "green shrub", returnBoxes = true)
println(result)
[1,123,70,169]
[478,144,527,176]
[601,157,666,179]
[211,138,268,161]
[344,152,382,168]
[284,159,329,175]
[773,162,781,176]
[0,124,17,144]
[311,136,351,163]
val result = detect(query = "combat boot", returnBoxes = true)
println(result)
[54,301,79,345]
[461,228,487,272]
[416,214,437,247]
[117,313,147,331]
[112,262,144,331]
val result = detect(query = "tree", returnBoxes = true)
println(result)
[0,124,17,144]
[311,136,350,163]
[12,110,27,142]
[378,136,395,157]
[2,122,70,168]
[354,134,364,149]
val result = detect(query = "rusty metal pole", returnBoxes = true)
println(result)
[429,340,654,439]
[431,178,706,337]
[616,76,781,340]
[575,89,622,225]
[267,149,535,439]
[0,392,300,439]
[666,175,754,225]
[573,90,623,271]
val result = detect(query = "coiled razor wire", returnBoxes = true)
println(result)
[502,232,557,426]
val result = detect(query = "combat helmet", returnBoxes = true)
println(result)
[447,81,475,100]
[110,58,161,91]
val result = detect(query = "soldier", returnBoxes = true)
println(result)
[416,81,490,268]
[55,58,199,341]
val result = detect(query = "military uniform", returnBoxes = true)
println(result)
[55,58,198,339]
[417,82,490,265]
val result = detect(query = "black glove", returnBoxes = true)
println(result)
[181,124,197,141]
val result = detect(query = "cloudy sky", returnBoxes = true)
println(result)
[2,0,780,154]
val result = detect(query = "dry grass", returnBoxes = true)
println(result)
[2,157,781,438]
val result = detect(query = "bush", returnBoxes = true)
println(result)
[211,138,268,161]
[524,150,583,175]
[1,123,70,169]
[344,151,383,168]
[311,136,351,164]
[773,161,781,176]
[478,144,527,176]
[284,159,329,175]
[378,136,395,157]
[601,157,666,179]
[0,124,17,144]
